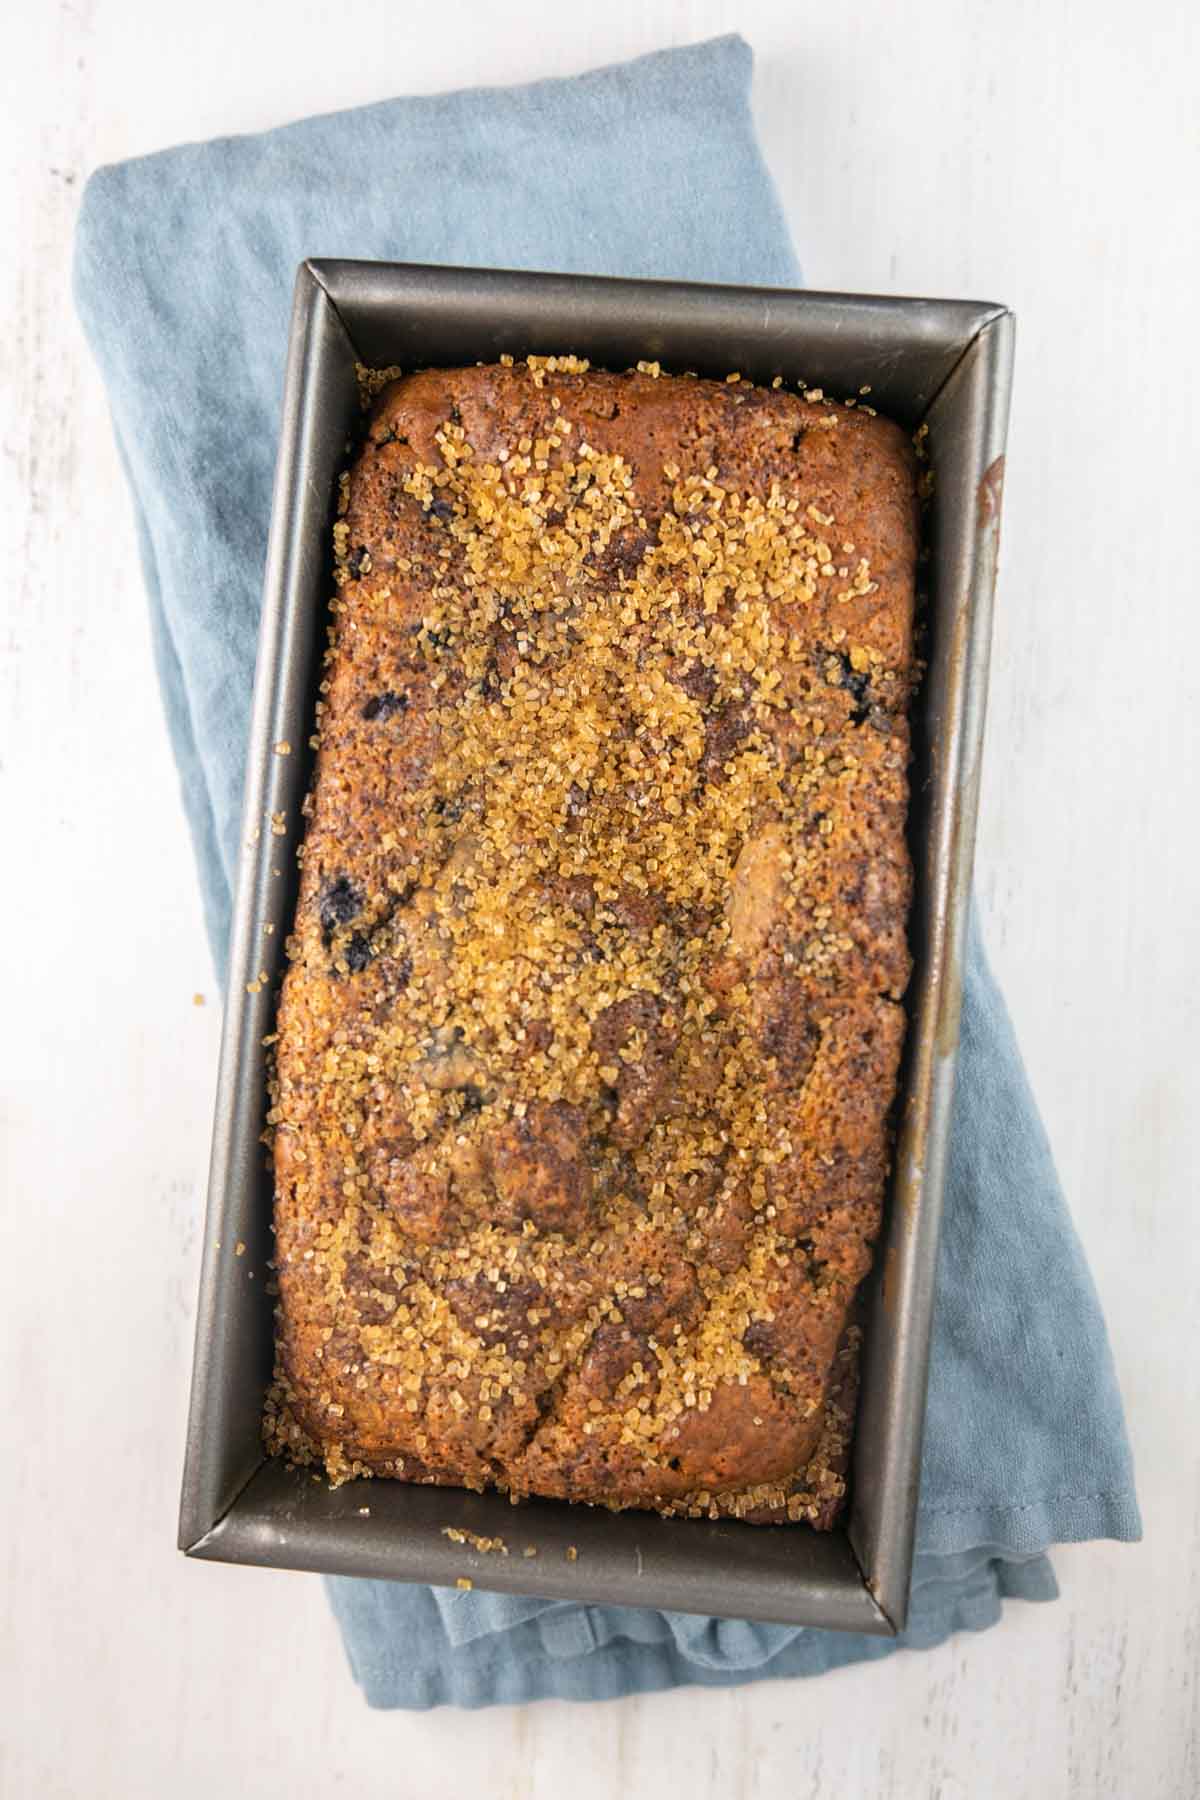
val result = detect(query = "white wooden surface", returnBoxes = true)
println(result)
[2,2,1197,1794]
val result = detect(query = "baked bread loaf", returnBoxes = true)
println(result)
[266,356,917,1528]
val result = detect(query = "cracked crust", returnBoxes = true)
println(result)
[265,357,916,1527]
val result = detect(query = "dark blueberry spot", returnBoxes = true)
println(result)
[319,876,362,945]
[424,497,454,522]
[830,651,871,724]
[424,626,453,652]
[791,428,806,451]
[458,1084,486,1116]
[348,544,371,577]
[791,1235,826,1279]
[345,932,373,973]
[743,1321,777,1361]
[432,794,464,823]
[448,402,463,425]
[362,690,409,722]
[605,529,652,580]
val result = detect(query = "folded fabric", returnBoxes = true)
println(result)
[328,1540,1061,1709]
[73,32,1140,1709]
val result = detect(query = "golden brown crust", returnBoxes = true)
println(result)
[265,357,917,1527]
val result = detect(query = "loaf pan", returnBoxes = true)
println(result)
[179,260,1014,1634]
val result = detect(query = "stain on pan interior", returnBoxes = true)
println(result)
[977,453,1006,529]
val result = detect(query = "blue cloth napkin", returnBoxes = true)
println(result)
[74,33,1140,1709]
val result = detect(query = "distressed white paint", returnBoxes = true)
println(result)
[1,2,1197,1795]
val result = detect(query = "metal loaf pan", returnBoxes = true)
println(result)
[179,261,1014,1634]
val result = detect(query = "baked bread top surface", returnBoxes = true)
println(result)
[267,358,917,1526]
